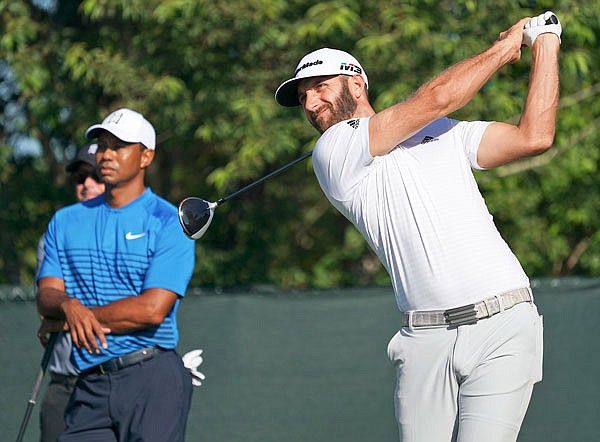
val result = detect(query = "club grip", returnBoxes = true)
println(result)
[545,14,558,25]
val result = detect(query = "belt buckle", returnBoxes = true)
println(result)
[444,303,478,327]
[98,363,108,375]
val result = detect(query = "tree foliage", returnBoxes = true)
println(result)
[1,0,599,287]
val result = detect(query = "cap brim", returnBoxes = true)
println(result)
[84,124,139,144]
[275,78,302,107]
[85,124,104,140]
[66,161,85,172]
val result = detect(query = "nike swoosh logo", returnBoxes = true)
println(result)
[125,232,146,240]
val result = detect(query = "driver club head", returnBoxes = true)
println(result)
[178,197,217,240]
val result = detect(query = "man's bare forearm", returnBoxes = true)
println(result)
[91,288,178,334]
[519,35,560,148]
[37,286,70,319]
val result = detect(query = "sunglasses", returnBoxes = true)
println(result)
[71,170,101,185]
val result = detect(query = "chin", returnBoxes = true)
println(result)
[311,117,329,133]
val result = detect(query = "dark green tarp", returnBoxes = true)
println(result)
[1,278,599,441]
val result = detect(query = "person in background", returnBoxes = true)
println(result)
[36,108,199,442]
[275,12,560,442]
[66,145,105,202]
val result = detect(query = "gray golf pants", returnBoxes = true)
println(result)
[387,302,543,442]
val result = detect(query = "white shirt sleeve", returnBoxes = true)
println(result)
[455,120,494,170]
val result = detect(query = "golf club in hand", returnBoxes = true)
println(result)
[522,11,561,47]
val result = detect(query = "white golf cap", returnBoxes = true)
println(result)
[85,108,156,151]
[275,48,368,107]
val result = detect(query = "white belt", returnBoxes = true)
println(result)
[400,287,532,328]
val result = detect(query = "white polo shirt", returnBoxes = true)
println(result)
[312,117,529,312]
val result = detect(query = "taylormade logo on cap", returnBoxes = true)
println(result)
[85,108,156,150]
[294,59,324,76]
[275,48,368,107]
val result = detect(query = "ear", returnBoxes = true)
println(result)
[140,148,155,169]
[349,74,365,99]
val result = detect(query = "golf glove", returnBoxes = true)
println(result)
[522,11,562,47]
[182,348,205,387]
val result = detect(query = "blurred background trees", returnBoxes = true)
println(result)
[1,0,599,288]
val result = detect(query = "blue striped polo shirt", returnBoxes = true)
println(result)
[38,188,195,371]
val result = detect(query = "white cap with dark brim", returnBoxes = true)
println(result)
[275,48,368,107]
[85,108,156,152]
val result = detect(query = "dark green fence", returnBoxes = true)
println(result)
[1,278,599,441]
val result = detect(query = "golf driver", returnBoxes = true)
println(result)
[179,150,313,239]
[16,332,58,442]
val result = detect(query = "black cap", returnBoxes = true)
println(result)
[66,145,96,172]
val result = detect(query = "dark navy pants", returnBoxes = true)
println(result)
[40,373,77,442]
[58,350,193,442]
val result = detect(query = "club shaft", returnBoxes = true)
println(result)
[15,332,58,442]
[216,150,313,205]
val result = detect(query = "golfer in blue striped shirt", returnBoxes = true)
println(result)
[37,108,196,442]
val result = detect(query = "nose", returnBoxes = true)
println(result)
[98,146,115,161]
[83,175,98,186]
[303,89,320,111]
